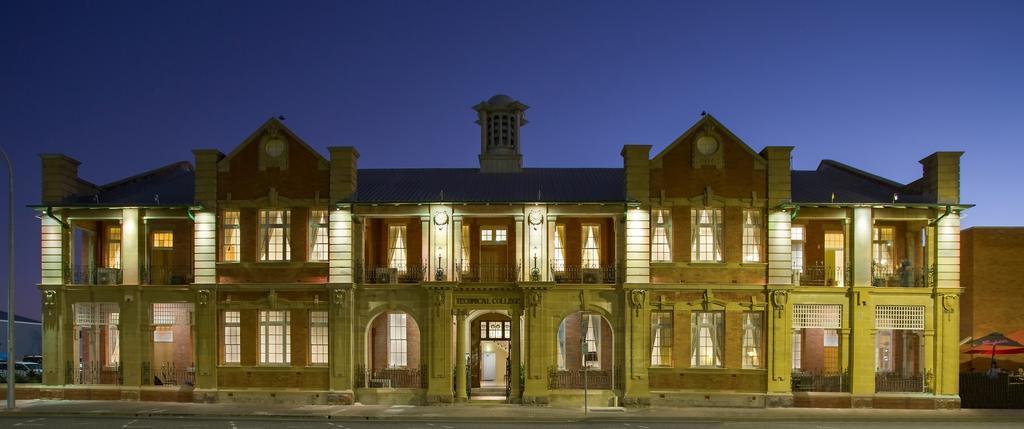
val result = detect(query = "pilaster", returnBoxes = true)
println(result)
[192,287,218,398]
[454,309,468,401]
[328,286,355,404]
[765,289,793,401]
[425,284,455,403]
[119,285,143,399]
[622,288,650,406]
[121,208,140,284]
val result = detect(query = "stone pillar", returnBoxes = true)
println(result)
[454,310,468,401]
[40,288,65,386]
[425,286,455,403]
[192,288,218,402]
[852,208,872,287]
[767,210,792,286]
[121,208,140,284]
[622,289,650,406]
[119,286,143,400]
[624,208,650,284]
[328,146,359,202]
[849,291,875,405]
[192,149,222,285]
[522,288,550,405]
[328,287,355,405]
[765,289,793,406]
[509,308,522,402]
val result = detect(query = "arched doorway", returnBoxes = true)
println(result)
[362,311,423,388]
[553,311,614,389]
[467,312,513,399]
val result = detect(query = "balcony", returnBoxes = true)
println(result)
[356,261,427,284]
[456,262,521,283]
[872,264,932,288]
[65,264,122,285]
[549,263,618,284]
[142,265,193,285]
[793,264,848,287]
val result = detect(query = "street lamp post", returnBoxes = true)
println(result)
[0,146,14,409]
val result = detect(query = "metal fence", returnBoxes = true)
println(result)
[793,264,847,287]
[142,265,194,285]
[960,372,1024,409]
[548,368,613,389]
[871,264,933,288]
[792,370,848,392]
[549,264,618,284]
[67,361,122,385]
[875,371,931,393]
[143,362,195,386]
[357,262,428,284]
[356,364,426,388]
[455,262,521,283]
[65,265,122,285]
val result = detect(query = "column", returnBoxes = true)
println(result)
[454,310,468,401]
[766,210,792,286]
[509,308,522,402]
[329,208,354,284]
[193,211,217,284]
[852,208,872,286]
[622,289,650,406]
[522,289,549,404]
[515,215,524,281]
[119,286,143,399]
[849,208,875,403]
[121,208,140,284]
[329,287,355,404]
[624,208,650,284]
[765,290,793,402]
[193,289,218,400]
[426,287,454,403]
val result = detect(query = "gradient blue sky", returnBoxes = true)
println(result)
[3,1,1022,318]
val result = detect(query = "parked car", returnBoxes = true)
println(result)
[0,362,43,383]
[21,355,42,372]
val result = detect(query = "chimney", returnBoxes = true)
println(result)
[919,152,963,204]
[192,149,224,208]
[329,146,359,202]
[760,146,793,207]
[39,154,92,204]
[621,145,651,203]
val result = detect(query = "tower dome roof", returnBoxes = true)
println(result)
[487,94,515,106]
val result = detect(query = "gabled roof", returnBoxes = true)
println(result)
[55,161,195,207]
[0,310,41,324]
[219,117,327,167]
[791,160,926,204]
[651,114,767,166]
[349,168,625,203]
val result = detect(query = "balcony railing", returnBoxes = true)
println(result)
[67,361,122,385]
[548,368,613,389]
[872,264,932,288]
[356,261,428,284]
[142,362,195,386]
[142,265,193,285]
[356,364,426,388]
[550,264,618,284]
[793,264,848,287]
[456,262,521,283]
[875,370,931,393]
[792,370,848,392]
[65,264,122,285]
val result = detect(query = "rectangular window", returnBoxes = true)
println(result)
[690,311,724,368]
[309,310,329,365]
[460,225,470,271]
[388,225,407,270]
[791,226,805,273]
[651,311,673,366]
[873,226,895,270]
[552,224,566,270]
[582,314,601,369]
[388,313,408,367]
[494,228,507,242]
[741,312,763,368]
[106,226,121,269]
[481,228,493,242]
[259,310,291,364]
[792,330,802,370]
[651,209,672,262]
[309,209,329,262]
[152,231,173,248]
[582,224,601,269]
[107,312,120,365]
[690,208,723,262]
[222,210,240,262]
[742,210,762,263]
[481,227,507,243]
[259,210,291,261]
[223,311,241,364]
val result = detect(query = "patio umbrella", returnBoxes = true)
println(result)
[965,332,1024,364]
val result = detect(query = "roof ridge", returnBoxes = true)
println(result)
[98,161,193,190]
[819,159,905,189]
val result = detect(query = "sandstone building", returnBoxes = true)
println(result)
[34,95,967,408]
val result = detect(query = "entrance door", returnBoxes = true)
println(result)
[482,352,497,381]
[824,232,844,287]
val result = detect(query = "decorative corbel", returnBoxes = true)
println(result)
[770,290,788,319]
[629,289,646,317]
[43,290,57,317]
[197,289,211,306]
[332,288,347,312]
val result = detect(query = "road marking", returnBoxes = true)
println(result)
[121,419,137,428]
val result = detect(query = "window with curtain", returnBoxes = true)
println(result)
[309,209,329,261]
[152,231,174,248]
[259,209,291,261]
[309,310,328,365]
[651,210,671,262]
[556,321,566,370]
[552,224,566,271]
[690,311,723,367]
[106,226,121,269]
[651,311,673,366]
[873,226,894,270]
[223,311,241,364]
[107,312,120,365]
[690,209,723,262]
[222,210,240,262]
[460,225,470,271]
[388,313,408,367]
[791,225,805,273]
[582,314,602,369]
[792,330,802,370]
[259,310,291,364]
[582,224,601,269]
[742,209,762,263]
[388,225,407,270]
[741,312,763,368]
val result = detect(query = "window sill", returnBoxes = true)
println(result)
[687,262,727,267]
[739,262,768,267]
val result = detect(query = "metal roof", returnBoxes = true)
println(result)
[57,161,195,207]
[792,160,927,204]
[349,168,625,203]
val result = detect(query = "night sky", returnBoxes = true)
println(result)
[3,1,1022,319]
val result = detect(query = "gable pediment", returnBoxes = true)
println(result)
[218,117,328,173]
[651,114,766,170]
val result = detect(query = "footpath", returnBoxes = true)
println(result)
[2,400,1024,422]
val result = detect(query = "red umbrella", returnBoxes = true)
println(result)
[965,332,1024,361]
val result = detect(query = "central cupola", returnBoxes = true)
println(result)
[474,94,528,173]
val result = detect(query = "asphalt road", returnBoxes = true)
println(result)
[1,417,1022,429]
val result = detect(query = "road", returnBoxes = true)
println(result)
[1,416,1022,429]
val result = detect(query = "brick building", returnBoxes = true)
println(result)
[961,227,1024,371]
[35,95,967,408]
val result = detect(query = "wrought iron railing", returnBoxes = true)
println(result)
[356,261,428,284]
[875,370,932,393]
[142,265,194,285]
[65,264,122,285]
[66,361,122,385]
[792,370,849,392]
[549,264,618,284]
[872,264,932,288]
[548,368,613,389]
[143,362,195,386]
[356,364,425,388]
[793,264,848,287]
[456,262,521,283]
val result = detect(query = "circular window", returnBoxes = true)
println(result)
[265,138,285,157]
[696,135,719,155]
